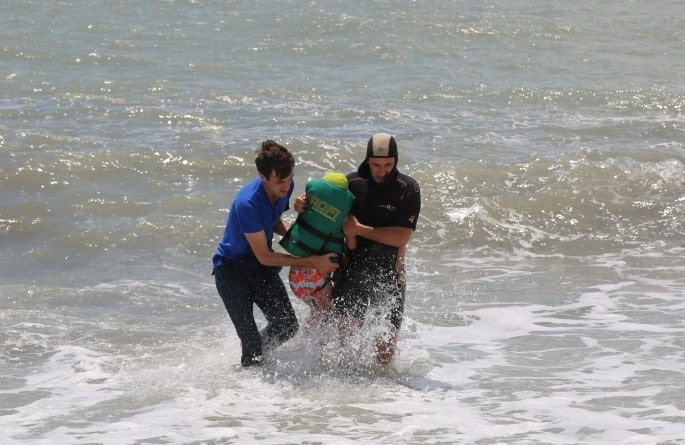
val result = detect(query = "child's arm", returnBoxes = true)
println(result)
[344,215,357,250]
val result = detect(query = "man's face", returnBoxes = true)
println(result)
[260,170,293,202]
[367,157,395,183]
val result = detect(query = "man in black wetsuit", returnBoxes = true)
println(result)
[332,133,421,364]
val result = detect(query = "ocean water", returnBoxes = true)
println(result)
[1,0,684,444]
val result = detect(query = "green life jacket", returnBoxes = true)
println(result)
[280,177,355,257]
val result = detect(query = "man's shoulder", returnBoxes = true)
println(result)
[347,171,363,182]
[234,178,266,207]
[346,172,366,196]
[396,171,420,193]
[236,177,261,193]
[396,170,418,184]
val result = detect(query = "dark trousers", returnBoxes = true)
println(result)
[332,245,405,331]
[214,263,298,366]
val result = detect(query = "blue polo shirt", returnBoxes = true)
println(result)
[213,177,293,269]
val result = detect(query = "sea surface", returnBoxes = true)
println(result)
[1,1,684,444]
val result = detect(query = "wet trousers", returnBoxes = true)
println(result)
[214,263,298,366]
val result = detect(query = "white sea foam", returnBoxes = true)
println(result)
[4,273,684,444]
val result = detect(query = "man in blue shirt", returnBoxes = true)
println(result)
[213,140,339,367]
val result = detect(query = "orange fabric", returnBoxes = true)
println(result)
[288,268,329,300]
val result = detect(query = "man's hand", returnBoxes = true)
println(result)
[342,214,360,238]
[313,252,339,276]
[294,193,308,213]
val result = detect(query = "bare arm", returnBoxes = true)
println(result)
[342,215,358,250]
[343,214,413,249]
[244,230,339,275]
[273,218,289,237]
[346,234,358,250]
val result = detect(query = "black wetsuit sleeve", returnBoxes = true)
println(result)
[396,179,421,230]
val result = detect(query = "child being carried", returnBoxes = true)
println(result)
[280,171,356,328]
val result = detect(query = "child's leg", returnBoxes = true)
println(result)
[306,283,334,328]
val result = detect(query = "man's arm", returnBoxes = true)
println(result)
[244,230,338,275]
[342,215,413,249]
[273,218,289,237]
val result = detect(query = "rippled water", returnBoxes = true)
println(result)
[1,0,684,444]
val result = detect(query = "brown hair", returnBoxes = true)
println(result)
[255,139,294,179]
